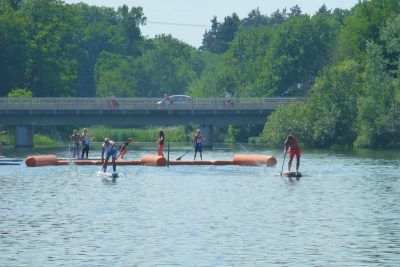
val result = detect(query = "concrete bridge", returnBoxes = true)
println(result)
[0,97,304,147]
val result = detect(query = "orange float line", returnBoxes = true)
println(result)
[25,154,277,167]
[169,160,214,166]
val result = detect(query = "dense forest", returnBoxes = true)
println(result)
[0,0,399,148]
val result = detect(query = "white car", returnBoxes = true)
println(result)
[157,95,193,107]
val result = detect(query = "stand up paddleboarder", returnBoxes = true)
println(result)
[101,138,117,174]
[193,129,204,161]
[284,127,301,174]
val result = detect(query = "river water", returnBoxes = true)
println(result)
[1,146,400,266]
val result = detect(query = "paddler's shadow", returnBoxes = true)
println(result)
[280,173,302,184]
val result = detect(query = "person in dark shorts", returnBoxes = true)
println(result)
[116,138,133,160]
[81,128,94,159]
[70,129,81,159]
[193,129,204,160]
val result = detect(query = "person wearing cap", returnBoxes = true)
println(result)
[116,138,133,160]
[193,129,204,160]
[101,138,118,172]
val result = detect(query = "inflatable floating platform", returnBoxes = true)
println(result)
[25,154,277,167]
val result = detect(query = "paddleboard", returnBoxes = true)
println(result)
[0,158,22,165]
[96,171,119,179]
[284,171,302,178]
[0,162,21,165]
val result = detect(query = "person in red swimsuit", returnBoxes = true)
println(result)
[157,131,165,157]
[284,127,301,173]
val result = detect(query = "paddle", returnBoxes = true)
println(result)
[280,151,287,176]
[176,147,194,161]
[176,138,206,161]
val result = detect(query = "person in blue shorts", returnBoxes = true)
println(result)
[193,129,204,160]
[101,138,117,173]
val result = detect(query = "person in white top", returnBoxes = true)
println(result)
[101,138,117,173]
[224,91,233,107]
[81,128,94,159]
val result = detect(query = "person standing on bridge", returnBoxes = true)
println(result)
[157,131,165,157]
[81,128,94,159]
[284,127,301,173]
[70,129,81,159]
[193,129,204,161]
[224,91,233,108]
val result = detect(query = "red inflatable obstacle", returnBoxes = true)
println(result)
[140,155,167,166]
[25,155,59,167]
[233,154,277,166]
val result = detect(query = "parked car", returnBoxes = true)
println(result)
[157,95,193,107]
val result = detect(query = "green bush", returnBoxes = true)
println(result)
[35,134,57,147]
[78,126,189,143]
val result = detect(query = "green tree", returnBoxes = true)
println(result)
[7,88,33,97]
[136,35,202,97]
[337,0,400,62]
[94,51,137,97]
[0,9,29,96]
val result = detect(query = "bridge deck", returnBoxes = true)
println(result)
[0,97,304,110]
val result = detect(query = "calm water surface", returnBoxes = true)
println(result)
[1,147,400,266]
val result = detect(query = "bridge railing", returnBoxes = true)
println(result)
[0,97,305,110]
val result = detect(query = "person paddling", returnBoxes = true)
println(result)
[101,138,117,173]
[116,138,133,160]
[193,129,204,161]
[284,127,301,173]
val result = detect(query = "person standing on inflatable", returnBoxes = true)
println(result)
[284,127,301,173]
[70,129,81,159]
[101,138,117,173]
[157,131,165,157]
[81,128,94,159]
[193,129,204,160]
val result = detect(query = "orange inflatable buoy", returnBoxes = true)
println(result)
[233,154,277,166]
[25,155,59,167]
[140,155,167,166]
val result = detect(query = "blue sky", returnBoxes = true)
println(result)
[64,0,359,47]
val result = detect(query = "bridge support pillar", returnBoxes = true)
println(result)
[200,125,212,148]
[15,126,34,148]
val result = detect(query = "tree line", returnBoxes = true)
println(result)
[1,0,399,148]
